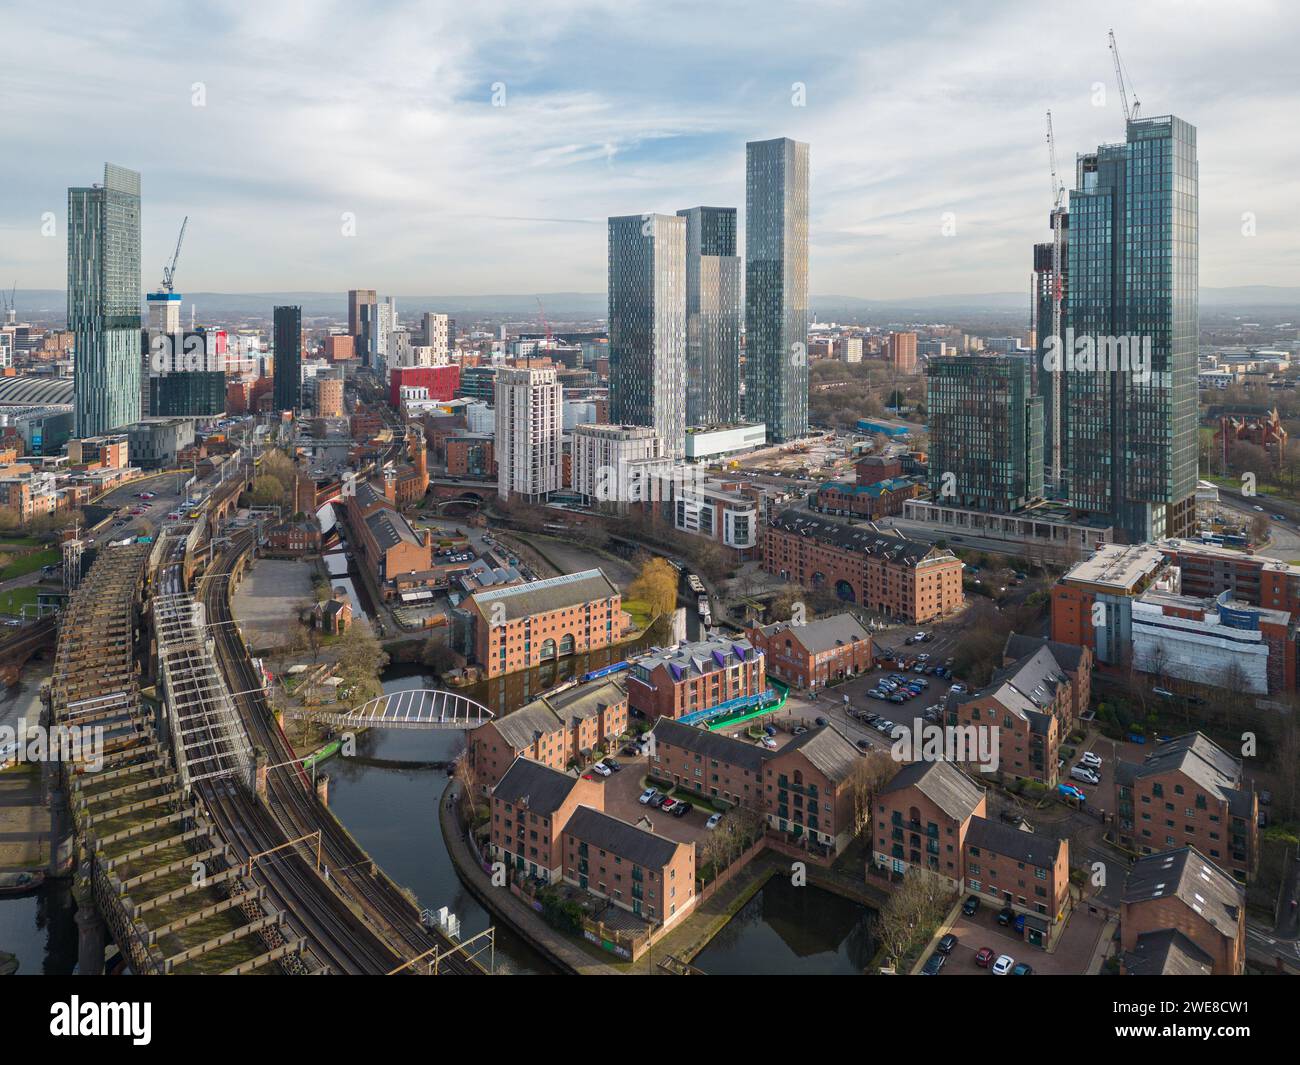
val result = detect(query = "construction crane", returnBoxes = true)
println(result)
[1046,111,1067,494]
[534,296,553,345]
[1108,29,1140,124]
[161,216,188,293]
[2,282,15,325]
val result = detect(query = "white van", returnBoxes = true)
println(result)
[1070,765,1100,786]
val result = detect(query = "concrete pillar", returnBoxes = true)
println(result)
[314,772,329,807]
[72,870,106,976]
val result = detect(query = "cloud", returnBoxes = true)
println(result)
[1,0,1296,300]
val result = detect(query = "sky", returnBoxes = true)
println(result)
[2,0,1298,301]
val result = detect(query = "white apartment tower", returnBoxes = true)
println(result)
[495,366,562,502]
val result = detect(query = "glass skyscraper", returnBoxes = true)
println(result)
[745,137,809,443]
[68,163,141,438]
[273,305,303,411]
[1067,115,1198,542]
[607,213,686,458]
[926,354,1044,512]
[677,206,740,427]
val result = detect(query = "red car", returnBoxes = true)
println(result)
[974,947,996,968]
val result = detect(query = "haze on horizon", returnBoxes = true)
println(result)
[2,0,1297,300]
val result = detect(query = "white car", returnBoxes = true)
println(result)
[638,787,659,805]
[992,954,1015,975]
[1254,505,1265,512]
[705,813,723,830]
[760,735,778,750]
[1080,752,1103,769]
[591,762,612,777]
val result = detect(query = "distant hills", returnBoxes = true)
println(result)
[11,285,1299,322]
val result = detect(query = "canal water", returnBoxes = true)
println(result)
[691,877,878,975]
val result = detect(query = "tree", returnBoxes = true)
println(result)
[627,557,678,618]
[848,751,900,836]
[422,633,460,675]
[335,624,390,702]
[249,475,285,509]
[873,867,954,970]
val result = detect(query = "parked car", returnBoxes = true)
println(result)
[1070,765,1101,786]
[760,736,778,750]
[962,895,980,917]
[921,951,946,975]
[705,813,722,830]
[996,906,1015,926]
[603,758,621,772]
[763,725,777,736]
[590,762,612,777]
[1079,751,1103,769]
[856,739,872,751]
[658,798,679,814]
[1011,962,1033,976]
[792,726,808,736]
[1058,783,1086,802]
[639,788,660,805]
[937,933,958,955]
[814,717,828,727]
[671,800,691,818]
[991,954,1015,976]
[974,947,995,968]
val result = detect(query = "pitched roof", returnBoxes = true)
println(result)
[538,678,627,725]
[758,613,871,655]
[964,815,1063,870]
[880,759,985,821]
[471,568,618,622]
[492,701,565,750]
[492,757,582,815]
[562,805,682,869]
[768,509,954,568]
[1003,632,1086,673]
[1123,847,1244,940]
[1124,929,1214,976]
[365,507,422,551]
[1132,733,1251,817]
[651,716,770,773]
[778,724,862,784]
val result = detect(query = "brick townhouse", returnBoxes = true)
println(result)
[747,612,873,690]
[489,757,603,883]
[764,726,864,857]
[561,806,696,929]
[874,759,986,887]
[962,817,1070,943]
[763,509,963,623]
[945,635,1091,787]
[469,679,628,790]
[467,568,622,678]
[1113,732,1258,882]
[626,634,766,721]
[1120,847,1246,975]
[649,716,769,809]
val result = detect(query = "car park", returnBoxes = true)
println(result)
[991,954,1015,975]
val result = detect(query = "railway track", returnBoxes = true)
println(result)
[157,540,405,975]
[199,530,482,975]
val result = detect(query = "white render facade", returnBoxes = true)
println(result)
[495,366,562,502]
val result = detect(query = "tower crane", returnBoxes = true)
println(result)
[535,296,553,345]
[1108,29,1140,124]
[1046,111,1067,494]
[161,216,188,293]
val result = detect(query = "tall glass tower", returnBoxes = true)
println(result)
[1067,115,1198,542]
[607,213,687,458]
[273,305,303,411]
[745,137,809,443]
[68,163,141,438]
[677,206,741,427]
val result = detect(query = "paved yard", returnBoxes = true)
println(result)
[935,901,1105,976]
[600,753,713,848]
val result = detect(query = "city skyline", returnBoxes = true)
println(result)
[3,3,1297,300]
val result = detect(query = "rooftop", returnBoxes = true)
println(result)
[650,716,769,773]
[758,612,871,656]
[965,815,1063,870]
[768,510,953,567]
[562,805,682,869]
[1123,847,1243,939]
[471,568,618,623]
[492,757,583,815]
[1061,542,1166,592]
[632,634,760,682]
[880,759,984,821]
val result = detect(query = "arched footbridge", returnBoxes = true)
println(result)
[286,689,493,731]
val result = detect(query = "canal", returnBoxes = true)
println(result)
[691,878,878,975]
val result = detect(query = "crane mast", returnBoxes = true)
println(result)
[1108,29,1140,124]
[162,216,188,294]
[1046,111,1066,495]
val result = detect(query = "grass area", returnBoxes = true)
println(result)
[0,585,40,615]
[0,548,59,581]
[0,536,45,548]
[622,597,654,631]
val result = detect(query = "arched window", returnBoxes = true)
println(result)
[539,638,557,660]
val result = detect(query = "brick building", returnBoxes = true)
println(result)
[764,510,963,623]
[874,759,986,886]
[1120,848,1245,975]
[626,635,766,721]
[764,726,863,857]
[489,758,603,883]
[1113,732,1258,882]
[649,717,769,809]
[811,476,921,520]
[467,568,622,678]
[747,613,873,690]
[962,817,1070,940]
[561,806,696,929]
[1213,407,1288,469]
[468,679,629,790]
[446,433,495,478]
[389,364,460,407]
